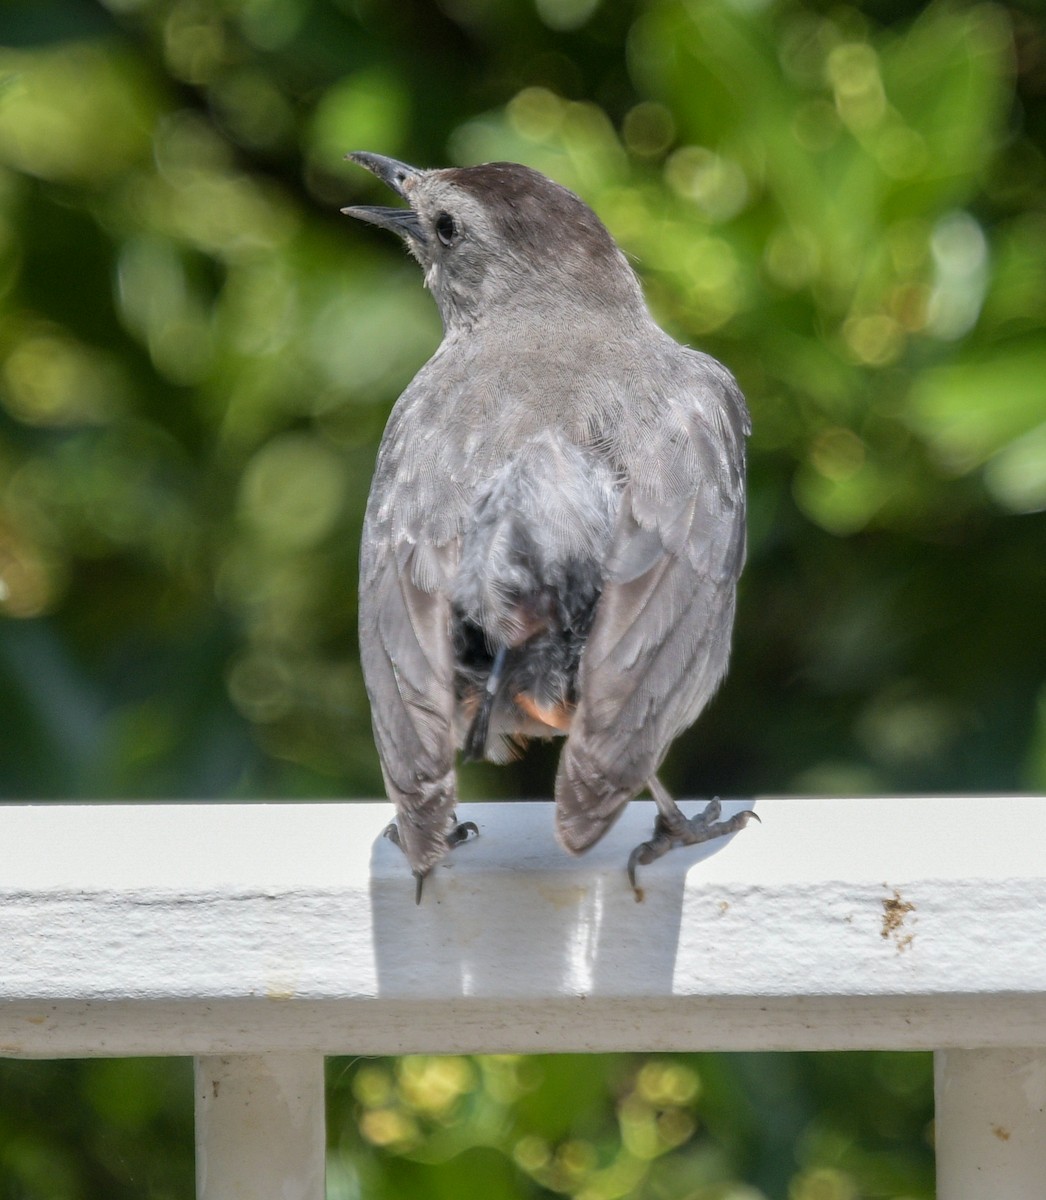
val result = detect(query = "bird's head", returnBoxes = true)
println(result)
[342,153,644,333]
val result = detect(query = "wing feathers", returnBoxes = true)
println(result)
[362,543,458,874]
[555,367,747,855]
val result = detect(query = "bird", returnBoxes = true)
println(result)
[343,151,754,902]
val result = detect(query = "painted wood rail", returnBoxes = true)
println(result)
[2,796,1044,1198]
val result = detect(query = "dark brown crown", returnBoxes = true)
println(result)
[442,163,621,269]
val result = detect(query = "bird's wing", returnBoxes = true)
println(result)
[358,376,470,876]
[555,353,750,854]
[359,538,459,875]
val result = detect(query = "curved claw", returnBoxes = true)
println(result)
[414,871,425,906]
[627,844,651,903]
[448,820,479,847]
[626,802,760,902]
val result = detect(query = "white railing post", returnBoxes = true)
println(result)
[934,1048,1046,1199]
[194,1053,326,1200]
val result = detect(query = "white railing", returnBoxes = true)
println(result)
[2,796,1045,1198]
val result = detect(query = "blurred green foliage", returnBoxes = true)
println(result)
[0,0,1043,1195]
[328,1050,933,1200]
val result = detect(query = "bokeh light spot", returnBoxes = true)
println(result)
[665,146,749,223]
[508,88,566,143]
[622,103,675,159]
[238,434,347,548]
[309,69,409,177]
[534,0,601,33]
[2,334,127,426]
[826,43,886,132]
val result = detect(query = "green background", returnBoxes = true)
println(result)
[1,0,1043,1194]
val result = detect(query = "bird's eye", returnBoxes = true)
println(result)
[435,211,457,246]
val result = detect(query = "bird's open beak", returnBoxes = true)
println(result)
[342,152,427,243]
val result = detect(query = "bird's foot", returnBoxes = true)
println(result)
[447,819,480,848]
[627,798,759,902]
[383,814,480,904]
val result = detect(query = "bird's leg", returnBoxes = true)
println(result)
[462,646,508,761]
[383,812,479,904]
[627,778,758,902]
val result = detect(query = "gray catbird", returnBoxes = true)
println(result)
[343,152,754,902]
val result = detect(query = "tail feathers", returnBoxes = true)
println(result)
[554,745,635,855]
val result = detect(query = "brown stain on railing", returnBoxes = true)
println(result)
[881,888,916,953]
